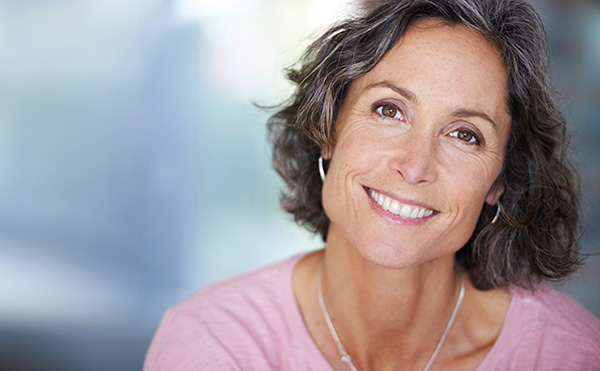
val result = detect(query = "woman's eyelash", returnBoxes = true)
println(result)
[375,104,405,121]
[449,128,481,144]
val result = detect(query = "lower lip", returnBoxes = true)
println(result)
[364,187,437,226]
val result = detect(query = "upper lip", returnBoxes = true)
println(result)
[363,186,438,212]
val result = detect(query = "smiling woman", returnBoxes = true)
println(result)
[145,0,600,370]
[320,20,510,271]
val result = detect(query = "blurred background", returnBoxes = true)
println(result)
[0,0,598,369]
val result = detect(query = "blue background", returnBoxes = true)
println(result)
[0,0,598,369]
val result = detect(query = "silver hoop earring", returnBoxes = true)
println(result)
[491,205,501,224]
[318,157,325,182]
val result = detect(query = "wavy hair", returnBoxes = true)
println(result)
[267,0,582,289]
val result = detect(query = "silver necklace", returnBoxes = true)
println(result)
[317,262,465,371]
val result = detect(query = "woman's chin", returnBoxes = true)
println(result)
[352,242,426,270]
[346,235,459,271]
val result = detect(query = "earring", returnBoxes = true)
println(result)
[318,157,325,182]
[491,205,501,224]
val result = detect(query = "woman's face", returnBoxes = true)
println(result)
[322,19,511,269]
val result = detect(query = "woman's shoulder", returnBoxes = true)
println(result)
[186,252,306,307]
[144,252,315,370]
[479,284,600,370]
[510,284,600,339]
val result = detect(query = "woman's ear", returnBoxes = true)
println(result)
[321,145,333,160]
[485,183,504,206]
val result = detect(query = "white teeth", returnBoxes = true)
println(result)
[368,188,434,219]
[389,200,400,214]
[400,205,411,218]
[382,197,391,210]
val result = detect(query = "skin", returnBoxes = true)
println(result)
[293,20,513,370]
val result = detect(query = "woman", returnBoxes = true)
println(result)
[145,0,600,369]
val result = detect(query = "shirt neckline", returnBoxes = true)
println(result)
[283,252,333,369]
[283,252,516,370]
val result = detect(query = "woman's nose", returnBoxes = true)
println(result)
[390,131,439,186]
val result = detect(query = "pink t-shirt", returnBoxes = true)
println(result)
[144,254,600,370]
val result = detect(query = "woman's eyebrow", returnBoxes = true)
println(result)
[365,81,418,103]
[452,109,498,129]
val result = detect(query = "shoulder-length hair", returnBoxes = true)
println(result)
[267,0,582,289]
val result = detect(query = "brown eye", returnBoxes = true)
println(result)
[457,130,473,142]
[382,105,397,117]
[450,128,479,144]
[376,104,404,120]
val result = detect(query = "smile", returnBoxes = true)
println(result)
[367,188,435,219]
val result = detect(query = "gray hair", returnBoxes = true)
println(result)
[268,0,581,289]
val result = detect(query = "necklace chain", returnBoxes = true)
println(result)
[317,262,465,371]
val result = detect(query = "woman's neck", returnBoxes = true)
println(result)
[293,223,511,370]
[320,234,463,369]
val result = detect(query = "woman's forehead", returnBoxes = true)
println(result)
[347,19,509,121]
[371,20,504,84]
